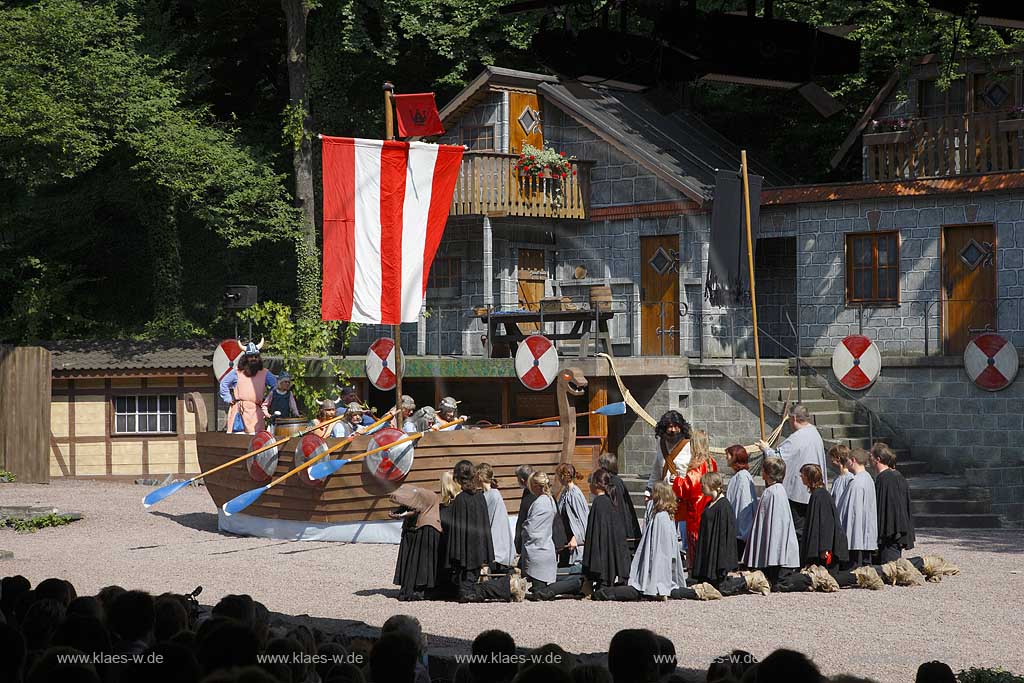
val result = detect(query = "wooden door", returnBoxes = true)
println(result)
[509,92,543,154]
[641,235,680,355]
[942,224,997,354]
[517,248,546,332]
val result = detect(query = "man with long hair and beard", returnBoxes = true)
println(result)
[220,342,278,434]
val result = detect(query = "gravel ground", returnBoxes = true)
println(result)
[2,479,1022,682]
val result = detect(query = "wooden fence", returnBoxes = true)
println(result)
[0,346,51,483]
[864,112,1024,181]
[450,151,592,219]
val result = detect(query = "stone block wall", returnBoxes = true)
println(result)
[687,375,785,451]
[966,467,1024,521]
[761,191,1024,356]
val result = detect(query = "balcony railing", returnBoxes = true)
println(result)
[863,111,1024,181]
[449,151,592,219]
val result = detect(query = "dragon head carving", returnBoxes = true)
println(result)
[557,367,588,397]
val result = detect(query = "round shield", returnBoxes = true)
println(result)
[363,427,415,482]
[296,433,330,488]
[246,431,279,483]
[831,335,882,391]
[366,338,405,391]
[515,334,559,391]
[213,339,244,382]
[964,333,1019,392]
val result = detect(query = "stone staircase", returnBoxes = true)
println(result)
[627,360,1002,529]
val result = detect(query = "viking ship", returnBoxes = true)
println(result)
[187,368,588,543]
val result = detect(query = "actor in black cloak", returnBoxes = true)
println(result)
[691,473,739,585]
[582,468,632,590]
[431,472,460,600]
[445,460,495,601]
[799,465,849,569]
[390,486,441,601]
[872,444,915,563]
[598,452,641,549]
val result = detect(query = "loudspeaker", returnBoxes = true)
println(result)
[223,285,257,310]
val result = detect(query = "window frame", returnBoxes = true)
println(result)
[845,230,901,307]
[459,124,496,151]
[427,256,462,300]
[111,393,179,437]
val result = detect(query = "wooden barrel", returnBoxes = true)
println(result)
[274,416,309,440]
[589,285,612,311]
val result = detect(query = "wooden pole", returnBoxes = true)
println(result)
[741,150,766,441]
[384,81,403,427]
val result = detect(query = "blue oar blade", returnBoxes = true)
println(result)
[142,479,191,508]
[222,485,269,516]
[309,458,350,481]
[541,421,560,426]
[595,401,627,416]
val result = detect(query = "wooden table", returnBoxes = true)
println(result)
[477,309,615,358]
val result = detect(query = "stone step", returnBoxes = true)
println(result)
[897,461,931,477]
[792,399,840,413]
[765,387,826,402]
[912,499,995,515]
[911,486,991,501]
[817,424,871,439]
[761,376,801,390]
[811,411,857,426]
[914,513,1003,528]
[742,362,790,378]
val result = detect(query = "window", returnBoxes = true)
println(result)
[460,125,495,151]
[114,395,177,434]
[428,257,462,293]
[846,232,900,305]
[917,79,965,118]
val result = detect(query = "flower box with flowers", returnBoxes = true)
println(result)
[515,144,577,208]
[863,117,912,146]
[998,105,1024,133]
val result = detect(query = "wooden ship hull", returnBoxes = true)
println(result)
[187,367,586,543]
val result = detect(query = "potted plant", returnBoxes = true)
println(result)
[863,116,913,145]
[515,143,577,208]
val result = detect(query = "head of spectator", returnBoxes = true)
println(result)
[916,661,957,683]
[370,632,419,683]
[66,597,102,621]
[52,615,111,662]
[153,596,189,642]
[316,641,350,682]
[133,641,201,683]
[22,598,66,650]
[707,650,757,682]
[655,636,676,678]
[212,594,256,628]
[756,649,822,683]
[470,629,518,683]
[608,629,660,683]
[382,614,427,662]
[34,578,75,607]
[108,590,155,650]
[266,636,309,683]
[525,643,573,674]
[2,575,31,622]
[95,585,126,623]
[196,618,260,675]
[253,601,270,649]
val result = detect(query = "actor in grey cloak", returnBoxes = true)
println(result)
[484,486,516,569]
[840,470,879,567]
[830,470,854,512]
[628,508,687,597]
[557,483,589,566]
[756,405,828,541]
[726,468,757,549]
[522,493,558,585]
[742,480,800,580]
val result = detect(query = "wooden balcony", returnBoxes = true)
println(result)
[864,111,1024,181]
[450,151,592,219]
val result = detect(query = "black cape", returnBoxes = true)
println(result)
[801,487,850,564]
[515,489,537,554]
[692,497,739,584]
[582,494,631,585]
[875,469,916,550]
[444,489,495,570]
[394,516,440,596]
[609,473,641,542]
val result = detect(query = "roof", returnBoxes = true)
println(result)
[45,340,215,373]
[829,71,901,170]
[437,66,559,130]
[762,170,1024,205]
[539,81,794,204]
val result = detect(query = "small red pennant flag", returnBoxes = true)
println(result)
[393,93,444,137]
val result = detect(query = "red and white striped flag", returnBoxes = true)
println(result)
[321,136,464,324]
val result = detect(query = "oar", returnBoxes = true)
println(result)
[142,413,348,508]
[485,402,627,429]
[221,411,396,516]
[307,416,467,481]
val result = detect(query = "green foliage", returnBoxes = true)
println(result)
[3,513,75,533]
[0,470,16,483]
[958,668,1024,683]
[237,301,360,415]
[282,101,308,152]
